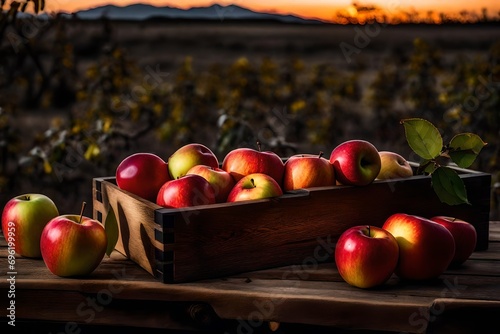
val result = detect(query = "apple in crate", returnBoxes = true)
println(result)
[430,216,477,266]
[168,143,219,180]
[335,225,399,289]
[283,152,336,191]
[40,214,107,277]
[116,152,170,202]
[227,173,283,202]
[222,143,285,185]
[382,213,455,280]
[329,140,381,186]
[377,151,413,180]
[157,174,216,208]
[186,165,235,203]
[2,194,59,258]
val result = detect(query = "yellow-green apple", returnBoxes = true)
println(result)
[377,151,413,180]
[335,225,399,289]
[1,194,59,258]
[430,216,477,266]
[283,152,336,191]
[116,152,170,202]
[222,143,284,186]
[186,165,235,203]
[156,174,216,208]
[227,173,283,202]
[168,143,219,180]
[382,213,455,280]
[329,140,381,186]
[40,214,107,277]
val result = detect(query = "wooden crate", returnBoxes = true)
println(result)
[92,165,491,283]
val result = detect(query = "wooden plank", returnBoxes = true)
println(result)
[93,177,163,277]
[153,172,490,283]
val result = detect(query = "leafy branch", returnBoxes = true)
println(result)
[401,118,487,205]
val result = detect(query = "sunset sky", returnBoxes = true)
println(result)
[45,0,500,22]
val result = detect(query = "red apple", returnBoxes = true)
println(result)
[1,194,59,258]
[222,143,285,186]
[186,165,235,203]
[116,152,170,202]
[329,140,381,186]
[430,216,477,266]
[283,152,336,191]
[40,214,107,277]
[227,173,283,202]
[156,174,216,208]
[377,151,414,180]
[335,225,399,289]
[168,143,219,180]
[382,213,455,280]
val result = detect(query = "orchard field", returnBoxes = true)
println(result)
[1,16,499,217]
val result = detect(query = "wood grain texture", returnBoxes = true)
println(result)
[93,168,490,283]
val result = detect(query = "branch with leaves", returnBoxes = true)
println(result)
[401,118,487,205]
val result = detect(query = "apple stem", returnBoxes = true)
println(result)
[250,179,256,188]
[256,141,262,152]
[79,202,87,224]
[367,225,371,237]
[318,151,324,159]
[23,195,30,201]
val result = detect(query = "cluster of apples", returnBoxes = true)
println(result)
[334,213,478,289]
[1,195,107,277]
[116,139,414,208]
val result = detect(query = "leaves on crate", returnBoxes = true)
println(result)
[104,205,119,256]
[448,133,487,168]
[401,118,443,160]
[431,166,470,206]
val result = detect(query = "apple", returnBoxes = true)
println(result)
[40,214,107,277]
[116,152,170,202]
[222,142,285,186]
[430,216,477,266]
[283,152,336,191]
[329,140,381,186]
[186,165,235,203]
[1,194,59,258]
[382,213,455,280]
[227,173,283,202]
[156,174,216,208]
[377,151,414,180]
[335,225,399,289]
[168,143,219,180]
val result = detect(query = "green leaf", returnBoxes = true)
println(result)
[104,206,119,256]
[431,166,470,205]
[448,133,487,168]
[401,118,443,160]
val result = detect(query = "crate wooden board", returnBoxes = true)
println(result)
[93,166,491,283]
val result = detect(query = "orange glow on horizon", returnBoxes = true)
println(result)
[41,1,500,23]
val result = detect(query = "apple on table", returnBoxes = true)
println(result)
[2,194,59,258]
[283,152,336,191]
[40,204,107,277]
[329,139,381,186]
[227,173,283,202]
[335,225,399,289]
[382,213,455,280]
[430,216,477,266]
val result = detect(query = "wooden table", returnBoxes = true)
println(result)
[1,222,500,334]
